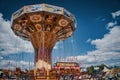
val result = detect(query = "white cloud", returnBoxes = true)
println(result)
[77,26,120,66]
[91,26,120,52]
[106,21,117,30]
[0,60,34,70]
[112,10,120,18]
[86,38,92,43]
[0,13,34,55]
[86,26,120,66]
[53,41,64,50]
[0,56,3,60]
[70,10,120,67]
[53,42,60,49]
[76,55,95,63]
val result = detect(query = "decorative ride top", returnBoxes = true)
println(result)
[11,3,77,41]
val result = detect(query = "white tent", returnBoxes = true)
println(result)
[102,66,110,72]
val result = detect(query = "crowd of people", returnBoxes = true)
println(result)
[0,67,120,80]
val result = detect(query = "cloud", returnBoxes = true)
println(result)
[86,38,92,43]
[0,13,34,55]
[87,26,120,65]
[112,10,120,19]
[77,26,120,66]
[53,41,64,50]
[53,42,61,49]
[0,56,3,60]
[69,10,120,67]
[91,26,120,52]
[0,60,34,70]
[106,21,117,30]
[101,18,106,21]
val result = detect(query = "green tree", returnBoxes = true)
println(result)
[87,66,94,75]
[86,64,110,74]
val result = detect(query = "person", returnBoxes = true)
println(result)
[79,75,82,79]
[0,73,3,78]
[114,76,117,80]
[65,75,68,80]
[71,74,74,80]
[108,74,112,80]
[114,74,118,80]
[60,75,65,80]
[56,70,60,80]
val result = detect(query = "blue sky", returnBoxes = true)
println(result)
[0,0,120,70]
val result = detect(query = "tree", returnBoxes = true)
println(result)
[114,67,120,74]
[87,66,94,75]
[86,64,109,75]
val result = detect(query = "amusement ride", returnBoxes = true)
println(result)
[1,3,81,80]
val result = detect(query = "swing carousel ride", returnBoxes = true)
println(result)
[10,3,80,80]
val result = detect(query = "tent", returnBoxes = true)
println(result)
[102,66,110,72]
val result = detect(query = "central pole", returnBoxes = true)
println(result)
[30,31,57,79]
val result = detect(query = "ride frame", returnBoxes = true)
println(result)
[11,3,76,80]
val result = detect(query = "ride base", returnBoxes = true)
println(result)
[34,69,57,80]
